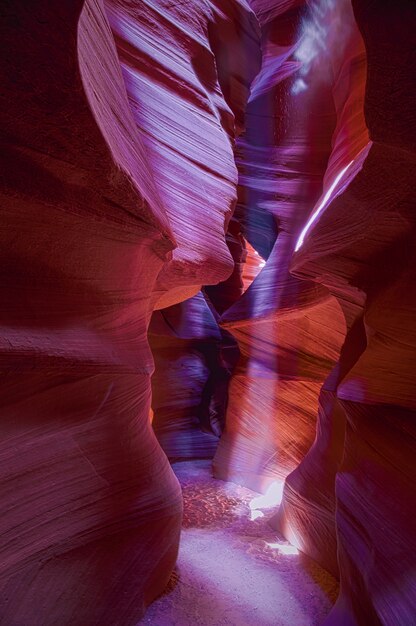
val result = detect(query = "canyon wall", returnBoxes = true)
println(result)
[0,0,260,623]
[1,0,415,624]
[212,1,415,623]
[284,2,416,624]
[213,0,365,494]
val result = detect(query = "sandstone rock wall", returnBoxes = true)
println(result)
[0,0,260,623]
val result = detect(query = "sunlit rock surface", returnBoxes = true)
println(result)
[272,0,370,578]
[109,0,262,463]
[279,1,416,624]
[105,0,261,307]
[213,0,349,492]
[1,0,415,624]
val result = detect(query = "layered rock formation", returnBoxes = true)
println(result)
[266,0,370,577]
[0,2,181,623]
[0,0,260,623]
[1,0,415,624]
[213,0,357,491]
[280,2,416,623]
[213,0,415,623]
[105,0,261,308]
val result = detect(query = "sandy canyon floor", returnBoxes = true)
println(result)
[140,461,338,626]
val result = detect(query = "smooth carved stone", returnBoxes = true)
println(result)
[273,0,370,580]
[0,0,264,621]
[104,0,261,472]
[1,0,415,624]
[281,1,416,621]
[0,1,184,623]
[213,0,348,491]
[105,0,262,307]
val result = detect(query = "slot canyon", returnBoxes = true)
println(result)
[1,0,415,624]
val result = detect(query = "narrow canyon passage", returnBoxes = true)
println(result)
[1,0,415,625]
[142,462,338,626]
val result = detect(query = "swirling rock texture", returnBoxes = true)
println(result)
[268,0,370,577]
[104,0,262,465]
[104,0,261,308]
[0,2,181,624]
[213,0,358,492]
[2,0,415,624]
[0,0,260,624]
[275,1,416,625]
